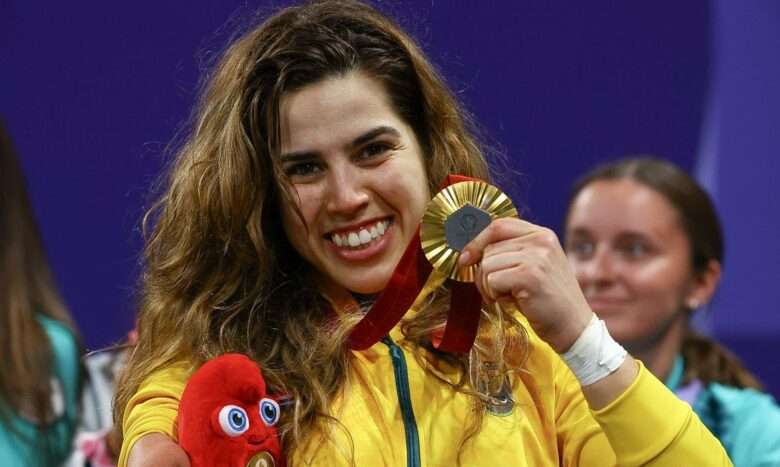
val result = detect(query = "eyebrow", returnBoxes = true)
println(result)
[567,227,592,237]
[616,231,656,243]
[279,125,401,163]
[352,125,401,147]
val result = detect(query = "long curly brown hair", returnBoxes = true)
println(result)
[114,0,525,461]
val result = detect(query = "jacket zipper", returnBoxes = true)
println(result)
[382,336,421,467]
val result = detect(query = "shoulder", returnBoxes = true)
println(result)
[128,360,194,407]
[119,360,196,466]
[37,314,78,356]
[36,315,81,413]
[705,383,780,464]
[36,314,80,387]
[708,382,780,416]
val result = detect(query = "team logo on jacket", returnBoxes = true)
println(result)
[485,378,515,416]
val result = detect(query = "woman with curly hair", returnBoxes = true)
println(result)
[116,2,730,465]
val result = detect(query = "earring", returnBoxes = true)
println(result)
[687,298,700,309]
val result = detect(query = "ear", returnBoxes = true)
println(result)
[685,259,722,309]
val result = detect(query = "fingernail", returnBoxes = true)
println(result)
[459,250,471,265]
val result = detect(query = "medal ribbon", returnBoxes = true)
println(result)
[347,174,483,353]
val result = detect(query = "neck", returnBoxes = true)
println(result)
[351,292,377,313]
[626,315,687,382]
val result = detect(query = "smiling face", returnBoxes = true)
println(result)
[277,71,430,294]
[564,179,697,346]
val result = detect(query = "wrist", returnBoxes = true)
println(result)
[560,315,628,386]
[549,311,593,354]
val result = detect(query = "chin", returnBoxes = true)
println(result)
[600,318,634,343]
[334,264,394,295]
[344,279,386,295]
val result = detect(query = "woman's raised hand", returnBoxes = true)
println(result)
[459,217,594,353]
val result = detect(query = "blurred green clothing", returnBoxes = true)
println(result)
[0,315,80,466]
[667,355,780,467]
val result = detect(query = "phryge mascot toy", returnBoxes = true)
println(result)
[177,353,284,467]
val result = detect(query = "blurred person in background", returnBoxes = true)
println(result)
[66,328,136,467]
[564,157,780,465]
[0,119,82,466]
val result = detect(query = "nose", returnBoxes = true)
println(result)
[575,247,617,291]
[325,164,369,217]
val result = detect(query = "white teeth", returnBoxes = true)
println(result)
[331,219,392,249]
[348,232,360,247]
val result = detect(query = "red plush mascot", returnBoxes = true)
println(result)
[177,353,284,467]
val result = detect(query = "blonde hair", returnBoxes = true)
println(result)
[115,0,524,460]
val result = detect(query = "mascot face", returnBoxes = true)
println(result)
[178,354,284,467]
[210,386,281,456]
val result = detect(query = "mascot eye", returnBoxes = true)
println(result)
[218,405,250,437]
[259,398,280,426]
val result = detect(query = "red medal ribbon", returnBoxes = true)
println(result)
[347,174,483,353]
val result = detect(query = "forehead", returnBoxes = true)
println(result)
[278,71,403,153]
[568,179,682,238]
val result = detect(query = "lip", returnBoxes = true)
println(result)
[586,297,629,313]
[326,218,394,262]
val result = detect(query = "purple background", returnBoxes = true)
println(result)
[2,2,777,396]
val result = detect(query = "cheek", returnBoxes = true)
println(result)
[569,259,586,281]
[405,177,429,213]
[381,156,430,221]
[279,186,320,250]
[406,163,431,216]
[628,261,690,310]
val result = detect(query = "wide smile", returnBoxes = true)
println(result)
[326,218,393,250]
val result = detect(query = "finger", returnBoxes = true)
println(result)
[481,237,530,262]
[459,218,539,266]
[483,265,537,302]
[480,251,525,274]
[477,251,526,302]
[482,227,564,272]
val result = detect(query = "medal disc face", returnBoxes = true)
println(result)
[421,181,517,282]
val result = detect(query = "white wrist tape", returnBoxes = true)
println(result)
[561,315,627,386]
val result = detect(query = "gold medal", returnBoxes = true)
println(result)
[421,180,517,282]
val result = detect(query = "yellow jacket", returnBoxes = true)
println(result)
[120,315,730,466]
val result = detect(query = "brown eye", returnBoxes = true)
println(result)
[285,162,322,178]
[358,142,393,160]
